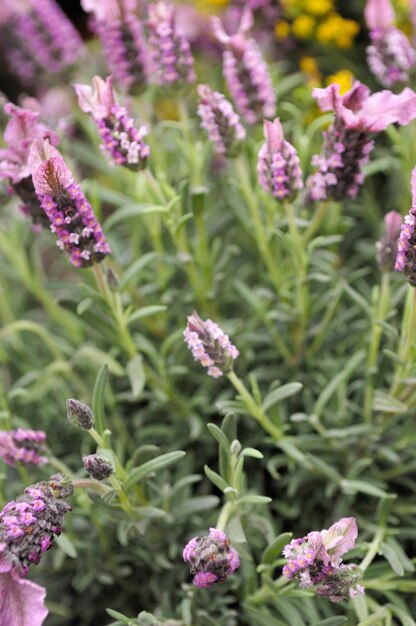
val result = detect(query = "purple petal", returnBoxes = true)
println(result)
[321,517,358,565]
[264,119,284,153]
[0,559,48,626]
[364,0,395,31]
[359,88,416,131]
[74,76,116,118]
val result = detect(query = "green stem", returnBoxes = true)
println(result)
[359,527,385,572]
[391,285,416,396]
[285,202,308,355]
[227,370,282,441]
[303,200,329,241]
[216,501,235,532]
[235,156,281,290]
[364,272,391,423]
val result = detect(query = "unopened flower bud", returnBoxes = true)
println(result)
[230,439,241,456]
[183,528,240,588]
[82,454,113,480]
[66,399,94,430]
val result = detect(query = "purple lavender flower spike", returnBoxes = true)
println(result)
[376,210,402,271]
[184,311,239,378]
[147,2,195,89]
[28,139,111,268]
[6,0,82,76]
[0,474,73,576]
[0,103,59,229]
[257,118,303,201]
[0,556,48,626]
[365,0,416,88]
[306,82,416,203]
[81,0,149,94]
[0,429,47,468]
[395,168,416,284]
[282,517,364,602]
[183,528,240,588]
[212,8,276,124]
[74,76,149,170]
[197,84,246,158]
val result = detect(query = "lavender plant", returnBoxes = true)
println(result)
[1,1,416,625]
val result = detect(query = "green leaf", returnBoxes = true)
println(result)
[341,479,388,498]
[207,423,231,457]
[241,447,264,459]
[119,252,160,288]
[126,451,186,489]
[127,305,167,326]
[238,495,271,505]
[204,465,229,492]
[92,363,108,435]
[313,619,348,626]
[55,533,77,558]
[126,355,146,399]
[262,382,303,412]
[261,532,292,565]
[104,204,167,229]
[373,391,408,413]
[106,608,131,624]
[381,541,404,576]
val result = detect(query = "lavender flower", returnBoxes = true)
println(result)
[0,557,48,626]
[183,528,240,588]
[0,103,59,229]
[74,76,149,170]
[212,8,276,124]
[395,168,416,284]
[184,311,239,378]
[306,82,416,203]
[365,0,416,88]
[257,118,303,201]
[81,0,149,93]
[147,2,195,88]
[282,517,364,602]
[376,211,402,271]
[0,474,73,576]
[6,0,82,75]
[66,399,95,431]
[0,429,47,468]
[28,139,111,268]
[197,84,246,158]
[82,454,113,480]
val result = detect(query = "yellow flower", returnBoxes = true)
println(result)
[275,20,291,39]
[316,13,359,48]
[326,69,354,94]
[193,0,228,12]
[299,56,322,86]
[293,14,316,39]
[305,0,333,16]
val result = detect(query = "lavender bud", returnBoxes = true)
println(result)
[230,439,241,456]
[82,454,113,480]
[396,169,416,284]
[0,474,73,576]
[197,84,246,158]
[66,399,95,430]
[183,528,240,588]
[376,210,402,271]
[257,118,303,201]
[184,311,239,378]
[367,28,416,88]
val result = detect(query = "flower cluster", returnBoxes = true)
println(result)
[184,311,239,378]
[0,429,47,468]
[0,474,73,576]
[377,211,402,272]
[183,528,240,588]
[257,118,303,201]
[212,9,276,124]
[282,517,364,602]
[306,82,416,202]
[365,0,415,88]
[29,139,111,268]
[81,0,149,93]
[75,75,149,170]
[147,1,195,88]
[395,168,416,284]
[5,0,82,76]
[0,103,59,229]
[197,84,246,158]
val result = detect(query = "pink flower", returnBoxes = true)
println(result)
[0,430,47,468]
[0,556,48,626]
[183,528,240,588]
[313,82,416,132]
[319,517,358,567]
[364,0,395,32]
[396,168,416,283]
